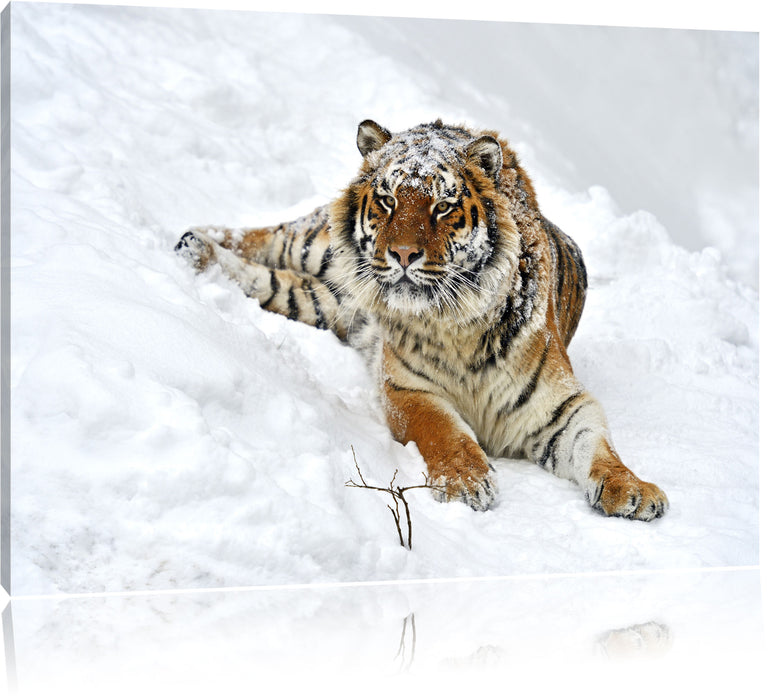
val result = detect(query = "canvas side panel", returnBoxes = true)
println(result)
[0,1,11,596]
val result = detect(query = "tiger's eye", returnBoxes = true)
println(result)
[435,201,451,215]
[381,195,396,209]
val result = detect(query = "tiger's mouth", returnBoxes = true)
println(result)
[381,275,433,296]
[392,272,421,289]
[371,260,425,290]
[387,282,452,320]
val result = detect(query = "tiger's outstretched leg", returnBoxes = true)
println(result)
[525,388,668,520]
[175,227,348,340]
[178,205,333,277]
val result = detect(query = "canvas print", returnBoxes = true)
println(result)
[1,3,758,595]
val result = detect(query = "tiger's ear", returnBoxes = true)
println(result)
[466,135,503,180]
[357,120,392,157]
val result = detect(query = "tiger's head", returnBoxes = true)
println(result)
[332,119,526,322]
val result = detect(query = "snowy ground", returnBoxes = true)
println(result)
[6,4,758,596]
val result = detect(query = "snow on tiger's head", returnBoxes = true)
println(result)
[332,119,527,320]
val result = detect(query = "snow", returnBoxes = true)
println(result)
[6,3,758,599]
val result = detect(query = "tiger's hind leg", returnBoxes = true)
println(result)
[175,227,348,340]
[177,204,332,277]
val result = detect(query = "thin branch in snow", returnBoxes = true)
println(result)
[345,446,440,550]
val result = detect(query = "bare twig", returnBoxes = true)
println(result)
[345,446,441,550]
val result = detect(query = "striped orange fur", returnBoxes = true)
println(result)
[176,119,667,519]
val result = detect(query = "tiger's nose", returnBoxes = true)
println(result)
[388,245,423,269]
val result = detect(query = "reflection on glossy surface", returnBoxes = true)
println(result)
[594,620,673,660]
[3,568,765,697]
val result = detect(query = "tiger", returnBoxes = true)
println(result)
[175,118,668,520]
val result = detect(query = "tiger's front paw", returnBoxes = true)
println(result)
[175,229,216,271]
[586,470,668,521]
[428,445,498,512]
